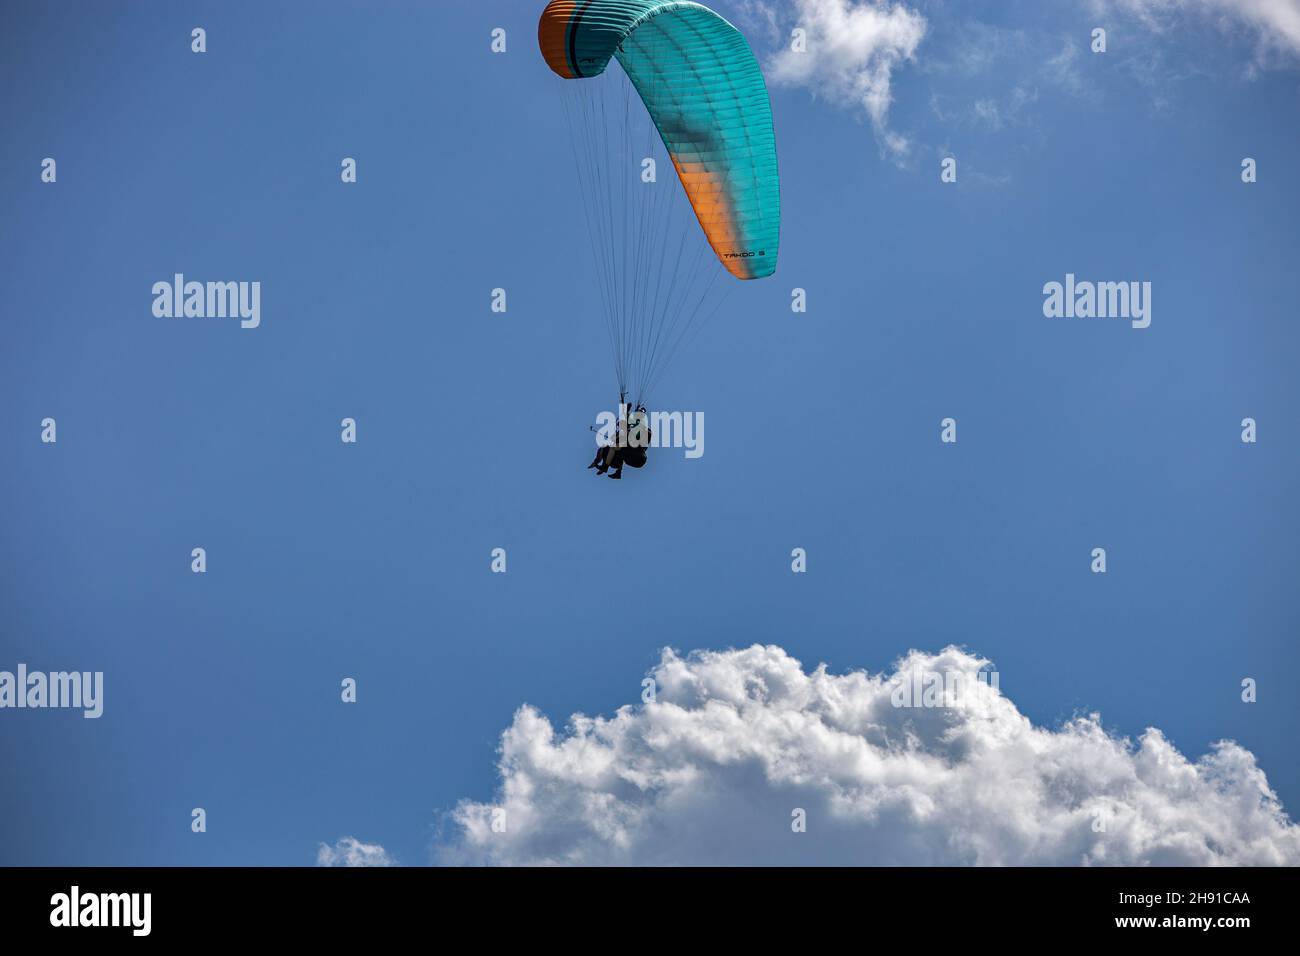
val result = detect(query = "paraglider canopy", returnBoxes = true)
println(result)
[539,0,780,281]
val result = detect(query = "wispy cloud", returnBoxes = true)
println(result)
[316,836,396,867]
[1044,37,1092,98]
[1103,0,1300,67]
[966,86,1038,131]
[439,644,1299,866]
[919,19,1030,78]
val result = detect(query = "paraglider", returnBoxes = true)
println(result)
[588,402,651,478]
[536,0,780,478]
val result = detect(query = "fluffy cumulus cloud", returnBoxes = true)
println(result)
[440,644,1299,866]
[745,0,927,156]
[316,836,396,867]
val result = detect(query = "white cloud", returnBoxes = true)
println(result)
[926,20,1029,77]
[316,836,396,867]
[972,97,1003,129]
[440,644,1300,866]
[1107,0,1300,63]
[1045,37,1089,97]
[746,0,927,157]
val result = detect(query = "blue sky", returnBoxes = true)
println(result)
[1,0,1297,865]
